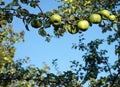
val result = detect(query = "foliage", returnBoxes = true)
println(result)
[0,21,24,72]
[0,0,120,87]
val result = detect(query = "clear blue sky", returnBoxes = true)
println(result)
[13,0,116,77]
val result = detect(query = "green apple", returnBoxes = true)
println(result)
[50,14,61,26]
[90,14,101,23]
[77,20,89,31]
[109,15,116,21]
[31,19,42,28]
[100,10,110,19]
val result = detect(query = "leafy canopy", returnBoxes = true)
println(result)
[0,0,120,87]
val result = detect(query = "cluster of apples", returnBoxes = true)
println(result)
[30,9,116,35]
[49,9,116,34]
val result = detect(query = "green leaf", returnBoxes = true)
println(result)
[4,12,13,23]
[25,24,29,31]
[20,0,29,4]
[18,9,29,16]
[0,1,5,5]
[45,11,53,17]
[11,0,19,6]
[112,65,117,70]
[38,28,47,37]
[43,20,51,28]
[30,1,38,8]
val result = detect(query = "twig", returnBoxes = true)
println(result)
[37,4,43,14]
[110,72,119,87]
[104,60,112,76]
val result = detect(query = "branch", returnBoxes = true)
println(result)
[37,4,43,15]
[110,71,119,87]
[104,60,112,76]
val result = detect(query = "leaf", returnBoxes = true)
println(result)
[30,1,38,8]
[43,19,51,28]
[0,1,5,5]
[20,0,29,4]
[25,17,31,24]
[25,24,29,31]
[45,11,53,17]
[45,36,51,42]
[38,28,47,37]
[112,65,117,70]
[22,17,30,31]
[4,12,13,23]
[11,0,19,6]
[70,15,75,21]
[19,9,29,16]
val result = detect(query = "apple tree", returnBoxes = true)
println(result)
[0,0,120,87]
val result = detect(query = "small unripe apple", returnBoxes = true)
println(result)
[109,15,116,21]
[90,14,101,23]
[100,10,110,19]
[77,20,89,31]
[50,14,61,26]
[31,19,42,28]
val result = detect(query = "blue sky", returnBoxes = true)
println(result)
[13,0,82,72]
[12,0,117,76]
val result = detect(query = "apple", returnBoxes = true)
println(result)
[50,14,61,26]
[109,15,116,21]
[31,19,42,28]
[90,14,101,23]
[77,20,89,31]
[100,10,110,19]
